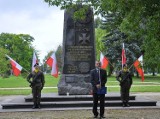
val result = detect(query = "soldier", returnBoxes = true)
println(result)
[90,61,107,118]
[116,64,132,107]
[27,63,45,109]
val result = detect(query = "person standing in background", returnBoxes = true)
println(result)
[27,63,45,109]
[116,64,132,107]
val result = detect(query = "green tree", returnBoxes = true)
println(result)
[0,33,36,75]
[95,28,106,60]
[0,48,9,77]
[55,45,63,71]
[44,0,160,75]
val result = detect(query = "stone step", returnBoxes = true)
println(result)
[2,101,157,109]
[25,95,136,102]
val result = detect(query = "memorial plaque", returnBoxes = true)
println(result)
[58,6,95,95]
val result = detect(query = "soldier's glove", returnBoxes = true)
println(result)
[29,82,33,88]
[120,80,124,86]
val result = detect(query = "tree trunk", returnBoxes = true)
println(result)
[152,71,155,76]
[136,71,139,78]
[108,65,113,76]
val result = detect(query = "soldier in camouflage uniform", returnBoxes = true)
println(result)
[27,63,45,109]
[116,64,132,107]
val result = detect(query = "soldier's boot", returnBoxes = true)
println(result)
[37,101,41,109]
[125,101,130,107]
[32,102,37,109]
[122,102,126,107]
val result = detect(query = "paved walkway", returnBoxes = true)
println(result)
[0,92,160,112]
[0,84,160,90]
[0,80,159,90]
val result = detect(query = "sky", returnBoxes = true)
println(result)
[0,0,64,62]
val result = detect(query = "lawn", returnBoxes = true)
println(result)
[0,75,59,88]
[0,74,160,95]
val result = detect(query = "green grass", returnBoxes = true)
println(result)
[107,76,160,92]
[0,75,59,88]
[0,75,160,95]
[0,74,59,95]
[0,89,32,95]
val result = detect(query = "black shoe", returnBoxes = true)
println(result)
[93,112,99,118]
[93,114,98,118]
[126,103,130,107]
[32,105,36,109]
[100,115,105,118]
[37,105,41,109]
[94,113,99,118]
[122,102,126,107]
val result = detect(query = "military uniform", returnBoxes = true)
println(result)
[116,70,132,107]
[27,70,45,108]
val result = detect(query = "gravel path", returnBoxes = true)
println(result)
[0,109,160,119]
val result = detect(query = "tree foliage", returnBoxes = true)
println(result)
[0,33,36,76]
[95,28,106,60]
[56,45,63,71]
[0,48,9,77]
[44,0,160,74]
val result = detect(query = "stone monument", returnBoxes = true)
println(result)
[58,6,95,95]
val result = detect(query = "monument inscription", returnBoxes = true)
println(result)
[64,46,93,74]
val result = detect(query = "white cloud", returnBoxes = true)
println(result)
[0,1,64,62]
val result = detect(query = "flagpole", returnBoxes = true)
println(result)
[122,43,123,69]
[22,68,30,74]
[122,43,125,70]
[129,63,134,70]
[108,60,114,68]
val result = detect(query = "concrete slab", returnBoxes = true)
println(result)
[0,92,159,112]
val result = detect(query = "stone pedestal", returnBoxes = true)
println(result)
[58,74,92,95]
[58,6,95,95]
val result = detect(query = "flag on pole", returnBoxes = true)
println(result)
[32,52,38,72]
[46,52,58,78]
[133,55,144,81]
[122,43,126,69]
[100,52,109,69]
[5,55,22,76]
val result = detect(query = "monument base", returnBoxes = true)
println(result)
[58,74,92,95]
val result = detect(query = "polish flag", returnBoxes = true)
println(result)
[5,55,22,76]
[100,52,109,69]
[46,52,58,78]
[122,43,126,69]
[134,55,144,81]
[32,52,38,72]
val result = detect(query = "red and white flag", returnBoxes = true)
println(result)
[46,52,58,78]
[134,55,144,81]
[32,52,38,72]
[122,43,126,69]
[100,52,109,69]
[5,55,22,76]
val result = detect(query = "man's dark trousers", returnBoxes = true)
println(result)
[93,93,105,117]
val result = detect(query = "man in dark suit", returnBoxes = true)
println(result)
[90,61,107,118]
